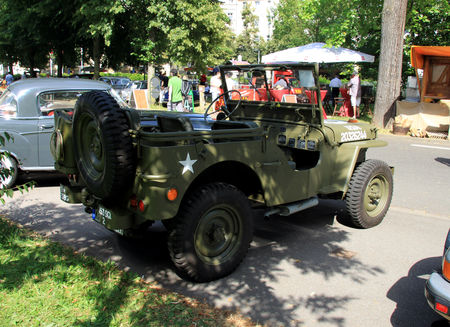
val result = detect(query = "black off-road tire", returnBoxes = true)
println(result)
[72,91,135,201]
[345,159,393,229]
[168,183,253,282]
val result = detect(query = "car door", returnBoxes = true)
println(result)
[37,116,54,167]
[0,90,40,169]
[37,91,82,167]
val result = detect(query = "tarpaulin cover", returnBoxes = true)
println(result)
[411,46,450,69]
[396,100,450,132]
[262,43,375,63]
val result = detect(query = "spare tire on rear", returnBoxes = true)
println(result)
[72,91,135,201]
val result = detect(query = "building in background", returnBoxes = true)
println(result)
[220,0,279,40]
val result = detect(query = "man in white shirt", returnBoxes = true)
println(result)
[210,67,222,101]
[225,72,237,98]
[347,72,361,119]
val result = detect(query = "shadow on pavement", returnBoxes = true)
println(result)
[17,171,67,187]
[3,190,384,327]
[118,199,384,326]
[435,157,450,168]
[387,256,444,327]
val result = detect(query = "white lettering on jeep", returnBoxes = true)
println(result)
[98,207,112,220]
[60,192,70,202]
[340,130,367,142]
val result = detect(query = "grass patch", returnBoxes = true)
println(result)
[0,216,258,327]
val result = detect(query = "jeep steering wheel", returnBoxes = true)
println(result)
[204,90,242,120]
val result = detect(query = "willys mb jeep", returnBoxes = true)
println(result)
[51,63,393,282]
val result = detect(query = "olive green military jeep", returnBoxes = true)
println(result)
[51,64,393,282]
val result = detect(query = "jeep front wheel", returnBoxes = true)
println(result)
[168,183,253,282]
[345,159,393,229]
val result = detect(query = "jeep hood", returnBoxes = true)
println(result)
[323,120,378,144]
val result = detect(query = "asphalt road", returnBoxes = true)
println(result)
[2,134,450,327]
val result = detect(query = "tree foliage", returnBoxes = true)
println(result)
[0,0,50,74]
[128,0,231,71]
[271,0,377,49]
[270,0,447,82]
[0,0,232,76]
[405,0,449,47]
[0,0,446,80]
[402,0,450,76]
[270,0,383,79]
[234,2,260,63]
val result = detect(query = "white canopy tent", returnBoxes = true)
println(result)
[261,42,375,63]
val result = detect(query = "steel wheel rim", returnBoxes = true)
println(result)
[194,204,242,264]
[0,156,14,188]
[364,174,389,217]
[77,113,105,180]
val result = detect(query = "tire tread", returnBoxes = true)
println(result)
[345,159,393,229]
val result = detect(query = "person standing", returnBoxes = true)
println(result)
[159,70,169,104]
[329,74,342,107]
[5,72,14,86]
[274,77,288,90]
[167,69,183,112]
[199,73,207,86]
[225,72,237,93]
[347,71,361,119]
[210,67,222,101]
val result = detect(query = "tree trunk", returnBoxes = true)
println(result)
[57,49,64,77]
[29,54,36,78]
[93,35,101,80]
[373,0,408,129]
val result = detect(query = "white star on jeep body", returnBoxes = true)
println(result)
[179,153,197,175]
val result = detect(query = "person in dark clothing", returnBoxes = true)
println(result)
[199,74,207,86]
[329,74,342,108]
[159,70,169,104]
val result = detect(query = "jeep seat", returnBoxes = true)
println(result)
[157,115,193,132]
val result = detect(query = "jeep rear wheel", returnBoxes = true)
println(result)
[345,159,393,228]
[168,183,253,282]
[72,91,135,201]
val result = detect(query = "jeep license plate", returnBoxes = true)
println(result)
[95,205,113,226]
[60,185,70,203]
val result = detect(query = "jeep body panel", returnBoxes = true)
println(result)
[52,63,393,282]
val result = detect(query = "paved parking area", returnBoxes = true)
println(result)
[2,134,450,326]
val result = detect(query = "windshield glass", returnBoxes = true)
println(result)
[109,88,128,108]
[39,91,84,116]
[35,88,128,116]
[220,65,319,104]
[0,90,18,118]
